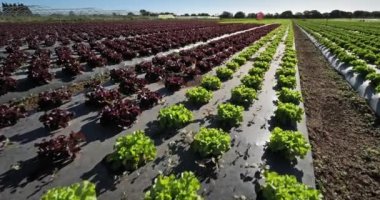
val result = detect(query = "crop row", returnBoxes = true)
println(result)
[298,21,380,66]
[266,25,321,199]
[318,20,380,36]
[0,23,261,95]
[0,21,252,48]
[298,22,380,94]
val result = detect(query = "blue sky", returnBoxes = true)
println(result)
[3,0,379,14]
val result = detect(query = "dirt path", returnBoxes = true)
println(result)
[294,23,380,200]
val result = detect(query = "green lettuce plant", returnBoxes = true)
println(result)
[158,104,193,128]
[232,56,247,66]
[366,72,380,86]
[217,103,244,126]
[145,171,202,200]
[276,67,296,77]
[256,54,273,62]
[262,171,322,200]
[216,67,234,81]
[280,61,296,69]
[352,64,375,77]
[278,75,296,89]
[186,87,213,105]
[248,67,266,77]
[231,85,257,106]
[268,127,310,160]
[200,75,221,91]
[226,61,240,71]
[41,181,97,200]
[253,61,270,70]
[107,130,156,170]
[192,127,231,157]
[241,75,263,90]
[275,102,303,125]
[239,51,252,60]
[278,88,303,105]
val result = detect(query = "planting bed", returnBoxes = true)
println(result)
[0,21,319,199]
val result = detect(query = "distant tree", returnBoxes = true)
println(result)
[322,12,329,18]
[310,10,323,18]
[69,11,75,16]
[184,13,189,16]
[140,9,150,16]
[265,13,274,18]
[353,10,371,18]
[198,13,210,16]
[372,11,380,18]
[191,13,197,16]
[219,11,233,18]
[329,10,344,18]
[247,13,256,18]
[273,12,279,18]
[303,10,311,18]
[127,12,134,16]
[294,12,303,18]
[234,11,246,18]
[346,11,353,18]
[280,10,293,18]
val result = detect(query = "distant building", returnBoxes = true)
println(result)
[256,12,264,20]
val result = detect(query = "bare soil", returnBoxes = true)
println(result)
[294,24,380,200]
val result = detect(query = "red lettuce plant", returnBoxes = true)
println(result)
[0,104,26,128]
[165,76,185,91]
[122,49,137,59]
[103,49,123,64]
[87,54,106,68]
[100,100,141,128]
[39,109,74,131]
[85,86,121,107]
[165,60,184,73]
[0,77,17,95]
[62,60,83,76]
[135,62,152,74]
[110,68,136,83]
[34,131,86,161]
[137,89,162,110]
[38,89,72,110]
[145,67,163,83]
[196,60,212,73]
[118,77,146,95]
[28,68,53,85]
[183,67,201,81]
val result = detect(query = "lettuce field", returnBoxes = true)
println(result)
[0,19,379,200]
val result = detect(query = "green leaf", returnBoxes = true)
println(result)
[41,181,97,200]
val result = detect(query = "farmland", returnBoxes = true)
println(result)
[0,17,379,200]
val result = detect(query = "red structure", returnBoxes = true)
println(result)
[256,12,264,20]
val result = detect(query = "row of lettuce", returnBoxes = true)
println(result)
[319,20,380,36]
[269,26,321,199]
[298,21,380,93]
[40,24,321,200]
[297,20,380,66]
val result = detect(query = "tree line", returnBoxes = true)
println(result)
[1,2,32,16]
[219,10,380,18]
